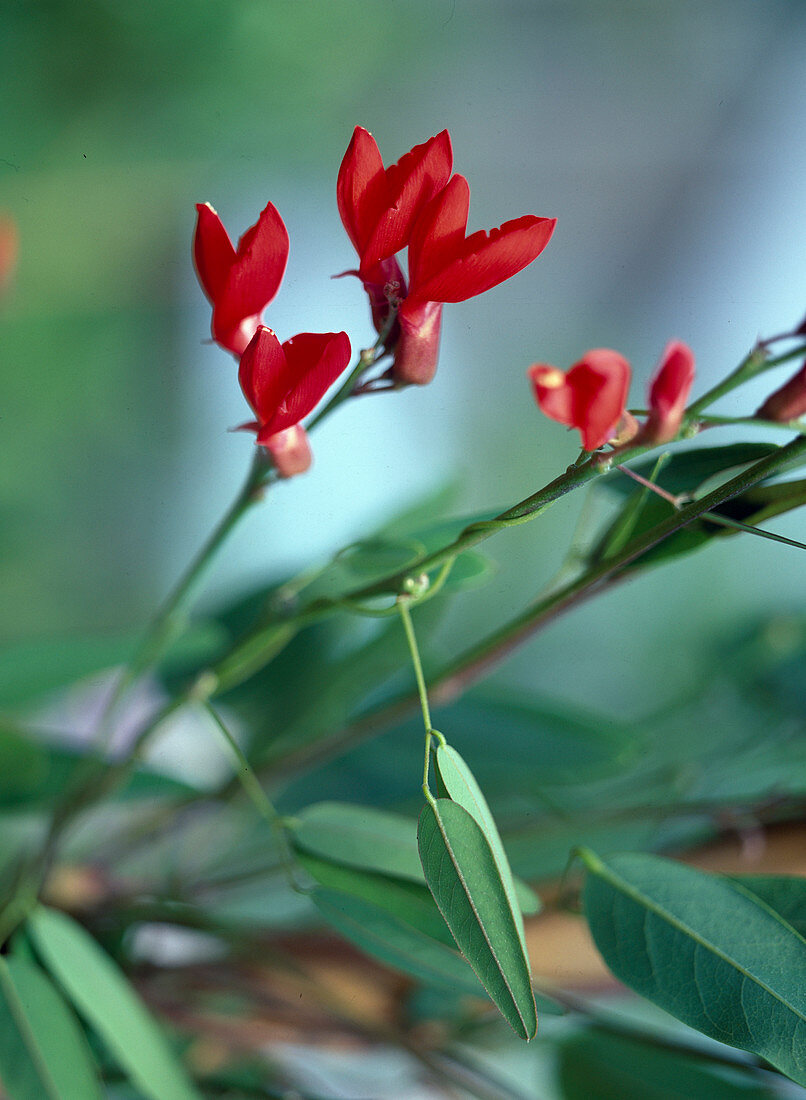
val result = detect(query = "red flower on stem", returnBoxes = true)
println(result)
[529,350,632,452]
[756,361,806,423]
[393,175,556,385]
[193,202,290,356]
[237,326,351,478]
[337,126,453,331]
[641,340,696,444]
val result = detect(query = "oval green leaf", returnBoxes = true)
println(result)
[0,956,102,1100]
[27,906,201,1100]
[312,889,484,993]
[434,743,531,949]
[418,798,537,1040]
[292,802,424,882]
[581,850,806,1086]
[730,874,806,938]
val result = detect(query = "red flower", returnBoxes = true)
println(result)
[756,361,806,423]
[193,202,290,356]
[529,350,632,451]
[394,175,556,384]
[337,126,453,285]
[237,326,351,478]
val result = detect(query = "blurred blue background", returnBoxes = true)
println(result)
[3,0,806,719]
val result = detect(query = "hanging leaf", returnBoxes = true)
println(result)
[312,889,484,993]
[27,906,201,1100]
[434,742,530,950]
[0,956,102,1100]
[418,798,537,1039]
[556,1026,780,1100]
[580,850,806,1086]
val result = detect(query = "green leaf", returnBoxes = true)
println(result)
[292,802,425,882]
[296,850,456,947]
[434,743,530,950]
[311,889,484,993]
[0,728,49,805]
[603,444,780,499]
[581,850,806,1085]
[0,624,226,709]
[730,875,806,938]
[0,956,102,1100]
[418,798,537,1040]
[556,1026,780,1100]
[27,906,201,1100]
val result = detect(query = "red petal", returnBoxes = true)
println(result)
[646,340,695,440]
[337,127,386,255]
[407,174,470,288]
[756,360,806,423]
[529,350,631,451]
[268,331,352,433]
[214,202,289,336]
[193,203,236,303]
[412,214,556,304]
[237,326,288,422]
[360,130,453,274]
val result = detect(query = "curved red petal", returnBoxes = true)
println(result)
[412,215,556,305]
[237,326,287,422]
[215,202,289,335]
[646,340,695,441]
[407,174,470,289]
[337,127,386,256]
[193,203,236,303]
[267,331,352,434]
[361,129,454,274]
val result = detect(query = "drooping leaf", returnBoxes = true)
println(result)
[729,875,806,938]
[27,906,201,1100]
[556,1026,780,1100]
[418,798,537,1039]
[434,742,531,949]
[312,888,484,993]
[581,850,806,1085]
[0,956,102,1100]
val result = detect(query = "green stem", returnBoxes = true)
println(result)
[92,448,273,751]
[203,703,303,892]
[687,343,806,417]
[397,597,445,801]
[258,431,806,784]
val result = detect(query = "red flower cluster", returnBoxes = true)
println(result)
[337,127,556,385]
[193,203,351,477]
[529,341,695,452]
